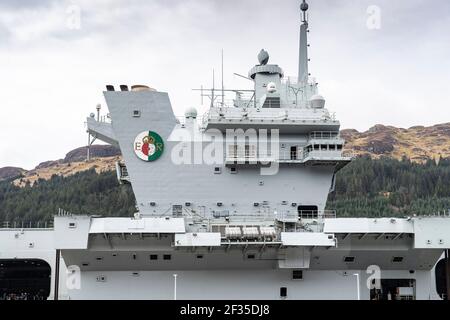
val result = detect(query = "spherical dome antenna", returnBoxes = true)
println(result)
[258,49,269,65]
[310,94,326,109]
[300,1,309,12]
[185,107,198,119]
[267,82,277,94]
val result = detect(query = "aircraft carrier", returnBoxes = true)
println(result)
[1,1,450,300]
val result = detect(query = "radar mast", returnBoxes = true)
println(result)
[298,0,309,84]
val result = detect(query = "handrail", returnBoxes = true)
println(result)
[304,150,355,159]
[277,210,337,221]
[309,131,341,140]
[225,149,354,162]
[1,221,54,229]
[89,115,111,124]
[204,109,333,122]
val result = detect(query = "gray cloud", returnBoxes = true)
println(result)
[0,0,53,9]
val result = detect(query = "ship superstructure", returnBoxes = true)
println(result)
[87,0,351,228]
[1,1,450,300]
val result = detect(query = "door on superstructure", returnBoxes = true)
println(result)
[290,146,298,160]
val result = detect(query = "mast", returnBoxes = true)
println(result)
[221,49,225,107]
[298,0,309,84]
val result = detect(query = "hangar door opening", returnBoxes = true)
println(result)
[0,259,51,300]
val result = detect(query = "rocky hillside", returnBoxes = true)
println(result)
[64,145,121,163]
[0,167,26,181]
[342,123,450,162]
[1,123,449,187]
[0,145,121,187]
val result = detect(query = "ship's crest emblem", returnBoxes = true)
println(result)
[134,131,164,162]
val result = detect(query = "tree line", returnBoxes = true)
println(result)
[0,156,449,223]
[0,169,136,223]
[327,156,450,217]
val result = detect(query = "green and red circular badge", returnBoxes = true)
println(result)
[134,131,164,162]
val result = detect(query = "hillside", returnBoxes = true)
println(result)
[3,123,449,188]
[342,123,450,162]
[0,169,136,222]
[326,156,450,217]
[1,123,450,221]
[0,156,449,222]
[1,145,120,187]
[0,167,26,181]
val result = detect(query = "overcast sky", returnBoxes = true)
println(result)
[0,0,449,169]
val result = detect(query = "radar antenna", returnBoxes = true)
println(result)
[298,0,309,84]
[221,49,225,107]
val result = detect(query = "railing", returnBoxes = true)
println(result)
[231,91,256,109]
[89,114,111,124]
[261,97,281,109]
[309,131,341,140]
[226,149,258,160]
[202,104,336,128]
[204,109,333,122]
[304,150,355,159]
[1,221,54,229]
[276,210,337,233]
[197,89,256,110]
[209,212,275,225]
[300,210,337,219]
[277,210,337,222]
[225,149,353,163]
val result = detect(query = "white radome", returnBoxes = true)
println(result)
[267,82,277,93]
[310,94,326,108]
[185,107,198,119]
